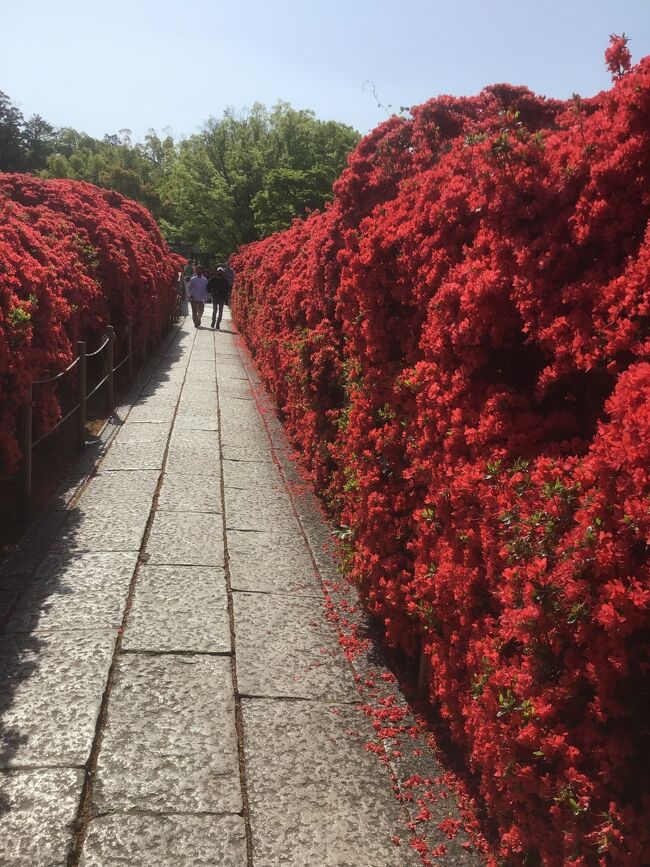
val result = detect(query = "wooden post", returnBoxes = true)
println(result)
[126,319,134,381]
[106,326,115,412]
[77,341,87,449]
[20,382,33,514]
[417,642,431,699]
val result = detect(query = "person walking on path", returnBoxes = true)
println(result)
[208,267,230,330]
[188,266,209,328]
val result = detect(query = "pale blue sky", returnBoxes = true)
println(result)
[2,0,649,142]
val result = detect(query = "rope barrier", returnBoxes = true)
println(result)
[18,296,182,514]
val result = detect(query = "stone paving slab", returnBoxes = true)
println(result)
[220,421,268,447]
[4,552,137,635]
[179,393,217,408]
[219,399,265,421]
[179,380,214,394]
[216,365,243,377]
[215,368,249,381]
[169,429,219,451]
[74,471,159,508]
[145,368,187,381]
[182,378,217,391]
[243,699,417,867]
[173,414,219,431]
[155,368,186,381]
[221,446,276,464]
[0,768,84,867]
[179,381,215,395]
[176,406,217,424]
[224,488,301,534]
[214,343,239,355]
[123,565,229,653]
[228,530,321,596]
[164,451,221,478]
[181,388,217,406]
[135,387,181,403]
[157,473,222,514]
[126,403,176,425]
[69,498,154,523]
[386,738,482,865]
[182,371,215,382]
[222,457,283,491]
[140,373,185,388]
[132,396,179,411]
[80,814,247,867]
[138,381,185,397]
[177,391,216,406]
[0,630,116,767]
[272,445,307,485]
[99,442,166,472]
[137,387,183,404]
[112,423,171,445]
[219,425,270,449]
[145,513,224,566]
[93,654,241,814]
[53,512,148,553]
[218,382,254,400]
[234,592,357,701]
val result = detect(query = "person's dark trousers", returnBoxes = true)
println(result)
[212,301,224,329]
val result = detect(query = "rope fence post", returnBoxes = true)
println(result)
[106,326,115,412]
[20,382,33,514]
[126,318,134,381]
[76,340,87,449]
[417,642,431,699]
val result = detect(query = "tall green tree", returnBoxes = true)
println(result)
[0,90,27,171]
[162,102,359,259]
[23,115,57,170]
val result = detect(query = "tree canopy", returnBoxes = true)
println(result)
[0,91,360,261]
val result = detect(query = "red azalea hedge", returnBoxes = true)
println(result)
[0,174,181,477]
[232,41,650,866]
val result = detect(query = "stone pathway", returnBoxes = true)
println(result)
[0,309,482,866]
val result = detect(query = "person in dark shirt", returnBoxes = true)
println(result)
[207,267,230,330]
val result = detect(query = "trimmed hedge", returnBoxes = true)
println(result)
[0,174,181,476]
[232,42,650,866]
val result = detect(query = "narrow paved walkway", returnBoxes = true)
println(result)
[0,309,479,866]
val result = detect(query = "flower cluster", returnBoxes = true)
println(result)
[0,174,181,476]
[232,41,650,866]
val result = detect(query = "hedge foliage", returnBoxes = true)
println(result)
[232,41,649,866]
[0,174,181,476]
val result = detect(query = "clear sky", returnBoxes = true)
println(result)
[2,0,649,142]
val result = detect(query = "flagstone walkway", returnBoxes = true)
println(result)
[0,309,482,866]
